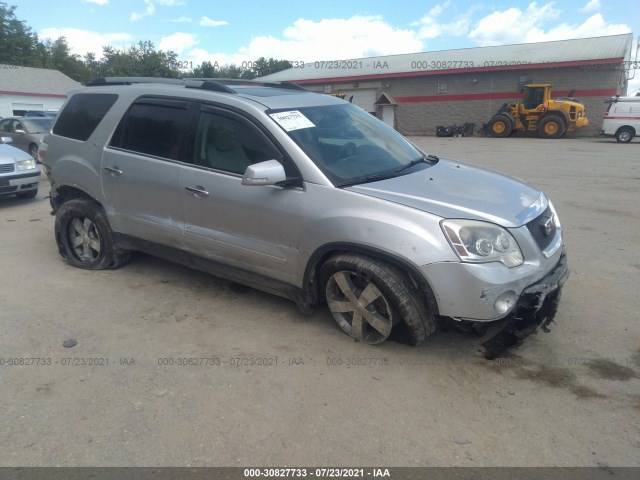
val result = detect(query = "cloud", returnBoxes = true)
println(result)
[251,16,421,60]
[199,16,228,27]
[521,13,630,42]
[580,0,601,12]
[164,15,192,23]
[467,1,629,46]
[129,0,155,22]
[156,0,185,5]
[38,27,133,58]
[183,15,424,71]
[85,0,108,5]
[413,1,478,40]
[469,2,561,46]
[158,32,198,53]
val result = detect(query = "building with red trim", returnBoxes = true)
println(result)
[260,34,634,136]
[0,66,80,118]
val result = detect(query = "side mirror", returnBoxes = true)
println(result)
[14,129,26,135]
[1,136,13,144]
[242,160,286,186]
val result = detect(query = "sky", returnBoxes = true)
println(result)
[13,0,640,93]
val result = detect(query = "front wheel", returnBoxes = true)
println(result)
[319,254,435,345]
[538,115,566,139]
[615,127,634,143]
[55,198,129,270]
[487,115,512,138]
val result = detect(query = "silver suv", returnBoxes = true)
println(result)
[42,78,568,354]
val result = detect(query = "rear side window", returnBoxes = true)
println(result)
[53,93,118,141]
[109,98,192,161]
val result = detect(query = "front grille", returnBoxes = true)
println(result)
[526,206,556,251]
[0,185,18,194]
[0,164,16,173]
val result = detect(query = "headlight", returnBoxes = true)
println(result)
[17,159,36,171]
[441,219,524,267]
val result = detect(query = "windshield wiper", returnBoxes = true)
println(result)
[338,171,397,187]
[393,154,439,174]
[338,154,439,188]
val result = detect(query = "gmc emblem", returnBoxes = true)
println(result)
[542,215,555,236]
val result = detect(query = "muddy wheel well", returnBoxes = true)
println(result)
[51,186,98,213]
[303,243,440,317]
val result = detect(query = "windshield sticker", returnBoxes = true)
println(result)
[269,110,315,131]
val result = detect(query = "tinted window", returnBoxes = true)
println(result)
[53,93,118,141]
[0,119,12,132]
[194,110,284,175]
[110,99,191,161]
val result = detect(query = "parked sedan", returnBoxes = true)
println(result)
[0,137,40,199]
[0,116,53,161]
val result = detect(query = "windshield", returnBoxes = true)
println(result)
[22,118,54,134]
[268,104,431,186]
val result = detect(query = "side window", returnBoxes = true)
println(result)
[0,119,11,132]
[110,99,191,161]
[194,110,284,175]
[53,93,118,141]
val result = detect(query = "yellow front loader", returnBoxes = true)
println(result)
[487,84,588,139]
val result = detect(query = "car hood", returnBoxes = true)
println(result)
[0,144,33,163]
[345,158,546,228]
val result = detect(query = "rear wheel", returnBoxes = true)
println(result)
[615,127,634,143]
[538,115,565,139]
[487,115,512,138]
[319,254,435,345]
[55,198,130,270]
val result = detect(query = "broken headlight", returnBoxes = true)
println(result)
[441,219,524,268]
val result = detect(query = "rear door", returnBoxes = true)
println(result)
[102,97,196,246]
[179,105,303,285]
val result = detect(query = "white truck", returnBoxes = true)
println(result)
[601,95,640,143]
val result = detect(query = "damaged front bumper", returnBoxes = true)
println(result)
[479,249,569,358]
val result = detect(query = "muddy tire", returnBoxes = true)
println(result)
[487,115,512,138]
[538,115,565,139]
[319,254,435,346]
[55,198,129,270]
[615,127,634,143]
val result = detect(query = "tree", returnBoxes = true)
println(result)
[0,2,39,66]
[250,57,293,78]
[97,41,182,78]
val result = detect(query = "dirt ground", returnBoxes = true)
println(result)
[0,136,638,468]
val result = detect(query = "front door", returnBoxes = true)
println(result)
[180,106,303,285]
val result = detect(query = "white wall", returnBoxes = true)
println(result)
[0,94,66,118]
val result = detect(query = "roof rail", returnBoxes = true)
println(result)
[186,78,308,91]
[183,79,235,93]
[86,77,185,86]
[85,77,308,93]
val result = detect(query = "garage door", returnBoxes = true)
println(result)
[12,102,44,116]
[340,89,377,113]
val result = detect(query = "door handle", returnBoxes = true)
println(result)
[185,185,210,198]
[103,166,123,176]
